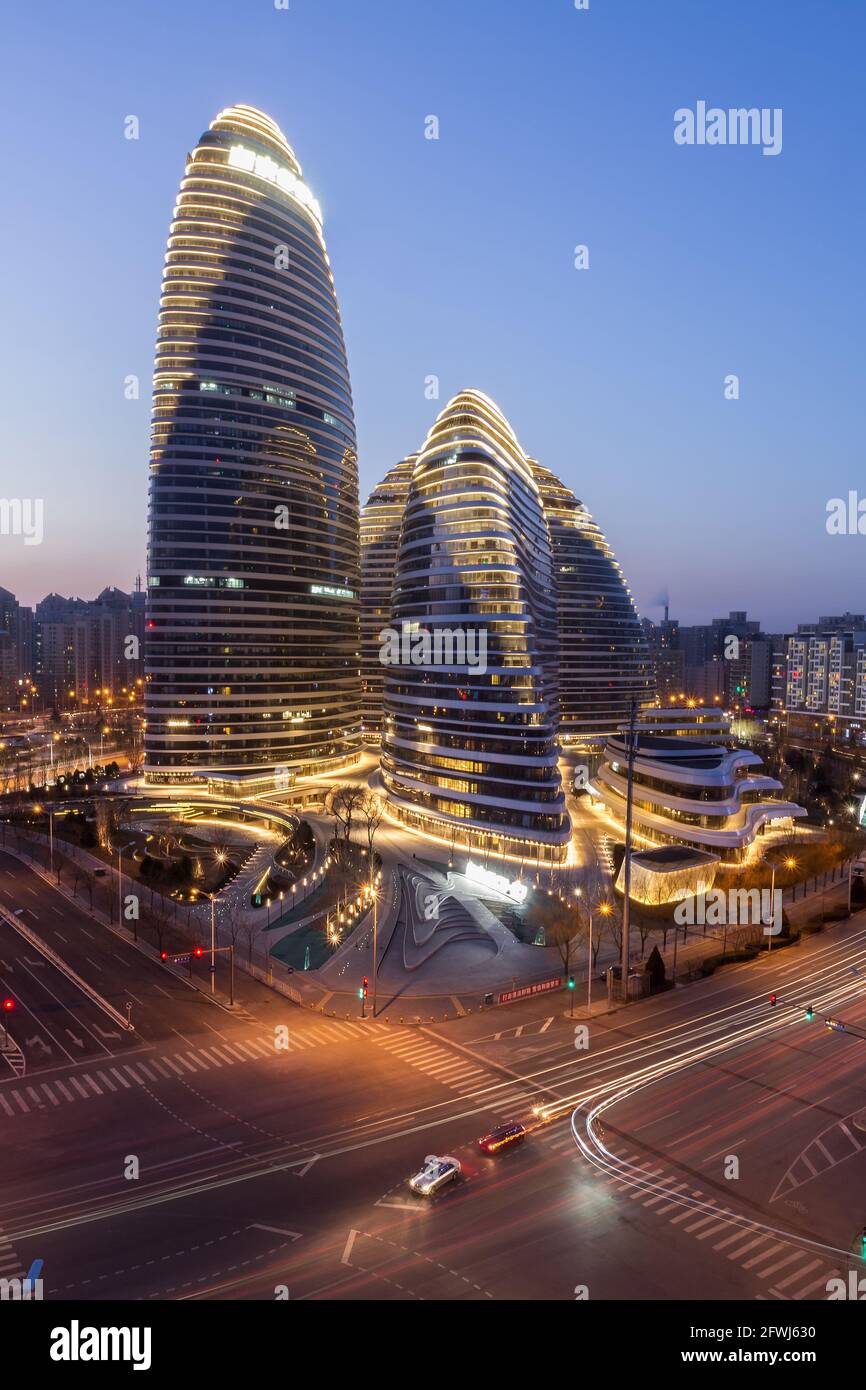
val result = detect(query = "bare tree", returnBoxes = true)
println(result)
[358,791,384,874]
[239,913,268,967]
[224,897,245,954]
[527,894,587,979]
[148,897,173,957]
[325,786,366,865]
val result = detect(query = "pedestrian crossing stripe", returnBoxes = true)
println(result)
[0,1021,403,1118]
[588,1145,841,1301]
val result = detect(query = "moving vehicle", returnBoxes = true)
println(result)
[478,1122,526,1155]
[408,1155,461,1196]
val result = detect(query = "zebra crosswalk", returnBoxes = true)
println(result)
[548,1136,841,1302]
[374,1030,533,1107]
[0,1227,25,1286]
[0,1018,390,1118]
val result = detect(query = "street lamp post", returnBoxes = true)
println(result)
[620,698,638,1001]
[210,896,216,994]
[586,909,593,1019]
[371,884,378,1019]
[767,855,796,953]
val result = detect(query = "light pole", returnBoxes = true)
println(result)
[594,902,612,1016]
[371,883,379,1019]
[210,895,216,994]
[620,698,638,1001]
[767,855,796,952]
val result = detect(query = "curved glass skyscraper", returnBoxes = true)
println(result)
[145,105,360,787]
[359,456,417,742]
[532,463,654,747]
[381,391,570,864]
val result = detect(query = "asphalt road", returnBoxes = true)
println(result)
[3,848,866,1302]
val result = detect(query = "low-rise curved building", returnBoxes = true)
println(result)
[593,709,806,862]
[380,391,570,864]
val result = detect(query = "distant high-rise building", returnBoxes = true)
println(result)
[33,588,145,710]
[359,457,417,741]
[380,391,569,863]
[0,587,33,709]
[643,615,684,701]
[145,105,360,788]
[531,464,654,746]
[783,620,866,744]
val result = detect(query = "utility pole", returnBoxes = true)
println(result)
[620,697,637,1002]
[586,909,593,1019]
[371,885,378,1019]
[210,896,216,994]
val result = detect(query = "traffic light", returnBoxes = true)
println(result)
[861,1228,866,1260]
[193,945,204,958]
[769,994,777,1007]
[160,950,168,961]
[1,997,14,1014]
[567,977,575,991]
[362,976,369,1000]
[805,1004,814,1021]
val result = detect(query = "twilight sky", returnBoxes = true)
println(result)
[2,0,864,629]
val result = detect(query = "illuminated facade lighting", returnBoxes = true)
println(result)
[145,104,361,786]
[380,390,570,863]
[531,463,655,747]
[359,455,417,740]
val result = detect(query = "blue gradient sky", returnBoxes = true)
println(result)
[2,0,864,628]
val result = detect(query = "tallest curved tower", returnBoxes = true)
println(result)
[145,105,360,788]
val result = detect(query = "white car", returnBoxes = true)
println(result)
[408,1154,461,1196]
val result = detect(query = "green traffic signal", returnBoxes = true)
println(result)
[567,977,575,990]
[805,1005,814,1020]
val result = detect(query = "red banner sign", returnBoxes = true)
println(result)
[498,977,562,1005]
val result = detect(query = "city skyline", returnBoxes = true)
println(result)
[3,0,865,626]
[3,0,866,1339]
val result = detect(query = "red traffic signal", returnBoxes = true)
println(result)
[160,950,168,961]
[362,976,369,999]
[769,994,777,1007]
[193,946,204,958]
[1,997,14,1013]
